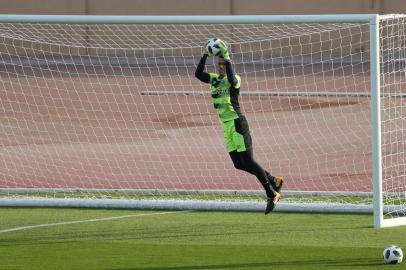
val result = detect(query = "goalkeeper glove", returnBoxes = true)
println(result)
[219,40,230,61]
[201,40,210,56]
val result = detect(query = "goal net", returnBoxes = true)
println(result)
[0,15,404,227]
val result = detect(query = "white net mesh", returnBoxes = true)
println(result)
[0,16,404,217]
[379,15,406,221]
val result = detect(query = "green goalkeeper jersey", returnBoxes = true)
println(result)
[209,73,242,122]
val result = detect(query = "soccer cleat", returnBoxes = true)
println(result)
[265,192,281,215]
[274,176,283,193]
[268,175,283,193]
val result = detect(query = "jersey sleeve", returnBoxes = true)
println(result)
[194,55,210,83]
[234,75,241,89]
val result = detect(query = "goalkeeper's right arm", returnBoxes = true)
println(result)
[195,54,210,83]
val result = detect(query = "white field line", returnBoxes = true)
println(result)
[0,210,190,234]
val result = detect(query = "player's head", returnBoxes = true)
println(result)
[218,56,226,76]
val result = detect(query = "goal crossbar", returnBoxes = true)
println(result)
[0,14,377,24]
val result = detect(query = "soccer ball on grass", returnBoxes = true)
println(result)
[383,245,403,264]
[206,38,222,56]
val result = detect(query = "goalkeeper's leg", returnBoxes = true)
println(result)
[224,116,281,213]
[229,150,280,214]
[229,127,283,195]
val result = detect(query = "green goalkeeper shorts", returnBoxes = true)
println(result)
[221,115,252,153]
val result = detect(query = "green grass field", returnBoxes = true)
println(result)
[1,208,406,270]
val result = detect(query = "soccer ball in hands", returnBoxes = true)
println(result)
[206,38,222,56]
[383,245,403,264]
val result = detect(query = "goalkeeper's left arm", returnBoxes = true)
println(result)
[219,40,238,87]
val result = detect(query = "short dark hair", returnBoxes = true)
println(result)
[218,55,231,61]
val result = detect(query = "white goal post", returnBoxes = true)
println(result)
[0,14,405,228]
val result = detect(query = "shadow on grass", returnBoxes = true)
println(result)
[107,258,383,270]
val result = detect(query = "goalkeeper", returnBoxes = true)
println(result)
[195,40,283,214]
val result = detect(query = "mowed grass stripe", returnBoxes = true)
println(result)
[1,208,406,270]
[0,210,189,234]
